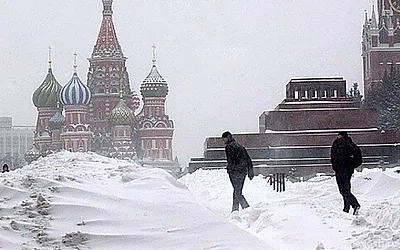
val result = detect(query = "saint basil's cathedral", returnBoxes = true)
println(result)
[25,0,178,173]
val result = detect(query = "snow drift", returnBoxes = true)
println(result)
[0,151,269,250]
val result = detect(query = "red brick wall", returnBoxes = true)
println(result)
[367,50,400,97]
[206,130,400,149]
[260,108,377,131]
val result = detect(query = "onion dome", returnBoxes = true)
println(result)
[109,95,134,125]
[140,46,168,98]
[60,54,92,106]
[131,90,141,111]
[25,145,41,164]
[32,50,63,108]
[48,107,65,130]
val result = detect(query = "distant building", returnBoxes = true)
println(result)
[362,0,400,99]
[27,0,179,175]
[0,117,34,169]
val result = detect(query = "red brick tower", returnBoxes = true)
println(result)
[362,0,400,99]
[137,46,174,161]
[87,0,133,153]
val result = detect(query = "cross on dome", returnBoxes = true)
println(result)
[48,46,52,69]
[152,45,157,65]
[73,53,78,73]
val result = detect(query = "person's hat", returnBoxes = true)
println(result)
[221,131,232,138]
[338,131,348,138]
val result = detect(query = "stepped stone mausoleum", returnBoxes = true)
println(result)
[189,77,400,178]
[25,0,179,175]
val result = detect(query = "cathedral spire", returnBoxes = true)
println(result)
[371,5,378,29]
[91,0,123,58]
[87,0,133,143]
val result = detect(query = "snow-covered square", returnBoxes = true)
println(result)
[1,151,399,249]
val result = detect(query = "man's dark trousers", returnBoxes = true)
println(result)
[229,173,249,212]
[335,171,360,211]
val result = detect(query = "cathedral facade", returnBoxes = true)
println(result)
[26,0,177,171]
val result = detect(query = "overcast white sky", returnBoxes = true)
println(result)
[0,0,373,165]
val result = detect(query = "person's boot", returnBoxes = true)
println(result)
[240,198,250,210]
[343,205,350,213]
[353,206,360,216]
[231,200,239,213]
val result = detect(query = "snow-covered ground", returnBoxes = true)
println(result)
[181,168,400,250]
[0,152,269,250]
[1,151,400,249]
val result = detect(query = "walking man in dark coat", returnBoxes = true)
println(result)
[331,131,361,215]
[222,131,254,212]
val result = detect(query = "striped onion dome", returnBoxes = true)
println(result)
[48,108,65,129]
[131,90,141,111]
[24,145,41,164]
[140,65,168,98]
[60,72,92,105]
[32,67,63,108]
[109,98,134,125]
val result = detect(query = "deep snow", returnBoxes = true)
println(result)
[1,151,400,249]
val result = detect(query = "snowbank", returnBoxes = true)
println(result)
[0,151,270,250]
[180,167,400,250]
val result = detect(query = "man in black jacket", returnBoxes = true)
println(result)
[331,131,361,215]
[222,131,254,212]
